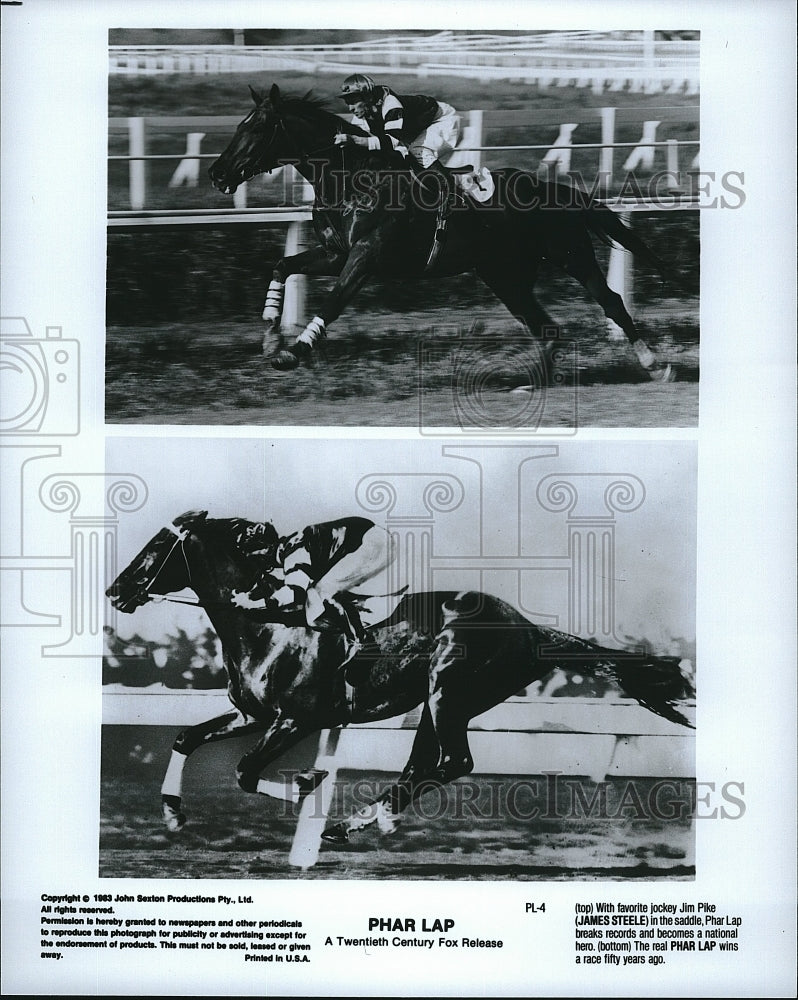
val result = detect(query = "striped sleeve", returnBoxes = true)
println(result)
[368,93,408,156]
[278,531,314,593]
[379,93,407,155]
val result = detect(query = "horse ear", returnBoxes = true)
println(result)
[173,510,208,529]
[269,83,281,108]
[248,84,262,105]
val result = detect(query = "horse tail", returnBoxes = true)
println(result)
[598,652,695,729]
[583,205,672,283]
[534,625,695,728]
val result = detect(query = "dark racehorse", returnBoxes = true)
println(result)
[106,510,694,845]
[209,84,674,382]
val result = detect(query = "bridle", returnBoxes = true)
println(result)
[140,520,201,608]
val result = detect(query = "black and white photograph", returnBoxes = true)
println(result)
[100,437,697,880]
[105,27,700,429]
[1,1,795,997]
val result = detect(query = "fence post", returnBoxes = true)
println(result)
[282,222,307,332]
[168,132,206,188]
[599,106,615,192]
[541,123,578,177]
[128,117,146,210]
[288,729,341,869]
[606,211,633,341]
[467,109,483,169]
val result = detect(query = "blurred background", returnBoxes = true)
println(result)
[106,29,700,425]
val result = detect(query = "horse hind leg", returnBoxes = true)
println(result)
[475,260,567,388]
[321,622,476,845]
[566,255,675,382]
[321,704,455,844]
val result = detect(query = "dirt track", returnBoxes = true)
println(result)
[100,727,695,881]
[105,305,698,428]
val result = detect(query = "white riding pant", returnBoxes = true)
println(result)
[409,102,461,168]
[305,526,396,631]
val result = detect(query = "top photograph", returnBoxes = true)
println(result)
[106,28,701,430]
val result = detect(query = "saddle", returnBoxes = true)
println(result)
[408,162,467,270]
[411,161,495,269]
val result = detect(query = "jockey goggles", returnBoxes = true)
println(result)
[340,90,373,106]
[340,74,377,105]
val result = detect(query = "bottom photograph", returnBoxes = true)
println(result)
[101,436,697,881]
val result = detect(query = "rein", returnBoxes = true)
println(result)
[142,523,201,607]
[139,519,256,611]
[150,593,202,607]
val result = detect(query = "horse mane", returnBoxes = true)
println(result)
[193,516,262,559]
[270,88,370,138]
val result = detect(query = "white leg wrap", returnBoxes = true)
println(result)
[375,801,401,835]
[347,801,381,833]
[297,316,326,348]
[262,280,285,322]
[161,750,187,798]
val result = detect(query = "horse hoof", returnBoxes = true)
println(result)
[295,769,328,797]
[262,321,284,358]
[650,363,676,383]
[162,795,186,832]
[271,348,302,371]
[320,824,349,845]
[164,812,186,833]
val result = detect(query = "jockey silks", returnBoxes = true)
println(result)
[351,87,442,157]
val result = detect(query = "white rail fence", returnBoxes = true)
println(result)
[104,689,695,868]
[107,106,699,335]
[109,32,699,94]
[108,106,699,211]
[103,689,695,780]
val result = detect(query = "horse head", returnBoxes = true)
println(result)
[209,83,343,195]
[107,511,279,617]
[106,510,209,614]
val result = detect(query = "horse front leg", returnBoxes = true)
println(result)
[272,244,373,371]
[161,710,264,831]
[263,248,345,357]
[235,716,327,804]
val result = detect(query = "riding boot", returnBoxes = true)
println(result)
[340,633,381,686]
[414,160,459,269]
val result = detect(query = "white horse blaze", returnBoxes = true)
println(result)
[161,749,188,798]
[262,280,285,321]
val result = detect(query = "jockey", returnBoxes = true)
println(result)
[335,73,461,172]
[231,515,396,682]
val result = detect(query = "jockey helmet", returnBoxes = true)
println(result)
[340,73,377,105]
[238,521,279,558]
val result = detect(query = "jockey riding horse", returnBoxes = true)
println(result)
[231,515,397,688]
